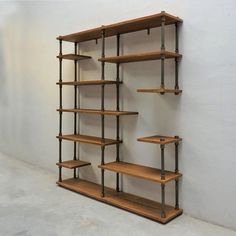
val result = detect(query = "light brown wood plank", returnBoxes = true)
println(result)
[57,108,138,116]
[56,134,122,146]
[137,88,182,94]
[99,161,182,184]
[56,80,122,86]
[57,178,183,224]
[138,135,182,145]
[56,160,91,169]
[57,54,91,61]
[57,12,182,43]
[98,51,182,64]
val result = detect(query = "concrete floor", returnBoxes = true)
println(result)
[0,153,235,236]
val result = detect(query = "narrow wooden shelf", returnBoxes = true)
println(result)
[57,134,122,146]
[57,178,183,224]
[98,51,182,64]
[56,160,91,169]
[57,108,138,116]
[137,88,182,94]
[57,12,182,43]
[57,54,91,61]
[57,80,122,86]
[138,135,182,145]
[99,161,181,184]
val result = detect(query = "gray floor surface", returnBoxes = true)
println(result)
[0,152,235,236]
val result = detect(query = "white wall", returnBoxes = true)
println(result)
[0,0,236,230]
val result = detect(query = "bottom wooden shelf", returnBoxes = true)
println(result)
[137,88,182,94]
[57,178,182,224]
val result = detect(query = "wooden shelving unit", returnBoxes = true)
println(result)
[56,11,183,224]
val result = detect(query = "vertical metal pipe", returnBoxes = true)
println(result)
[175,137,179,209]
[101,146,105,197]
[101,29,105,139]
[160,144,165,180]
[161,16,165,51]
[175,23,179,93]
[160,15,165,90]
[175,180,179,209]
[161,56,165,89]
[58,39,63,182]
[116,34,120,192]
[77,43,80,179]
[175,22,179,53]
[101,29,105,197]
[175,140,179,173]
[73,42,78,179]
[161,184,166,218]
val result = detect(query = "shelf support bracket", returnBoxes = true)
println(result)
[160,143,165,180]
[161,184,166,218]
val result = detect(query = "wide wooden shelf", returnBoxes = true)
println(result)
[57,108,138,116]
[99,161,181,184]
[57,134,122,146]
[57,54,91,61]
[57,12,182,43]
[137,88,182,94]
[57,178,183,224]
[98,51,182,64]
[138,135,182,145]
[57,80,122,86]
[56,160,91,169]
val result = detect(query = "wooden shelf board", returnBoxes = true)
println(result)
[98,51,182,64]
[57,134,122,146]
[57,54,91,61]
[137,88,182,94]
[56,160,91,169]
[57,12,182,43]
[138,135,182,145]
[99,161,182,184]
[57,178,183,224]
[57,80,122,86]
[57,108,138,116]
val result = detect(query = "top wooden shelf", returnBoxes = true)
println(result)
[57,12,182,43]
[138,135,182,145]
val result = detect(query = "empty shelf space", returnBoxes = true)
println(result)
[57,108,138,116]
[57,12,182,43]
[57,54,91,60]
[138,135,182,145]
[99,161,182,184]
[57,134,122,146]
[137,88,182,94]
[57,178,183,224]
[56,160,91,169]
[56,80,122,86]
[98,51,182,64]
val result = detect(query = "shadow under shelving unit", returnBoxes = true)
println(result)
[56,11,183,224]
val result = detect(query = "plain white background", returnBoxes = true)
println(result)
[0,0,236,230]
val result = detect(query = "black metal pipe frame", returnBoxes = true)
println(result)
[116,34,120,192]
[175,22,179,94]
[160,15,165,91]
[160,143,165,180]
[101,29,105,197]
[161,184,166,218]
[77,44,81,179]
[175,137,179,209]
[73,42,78,179]
[58,39,63,182]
